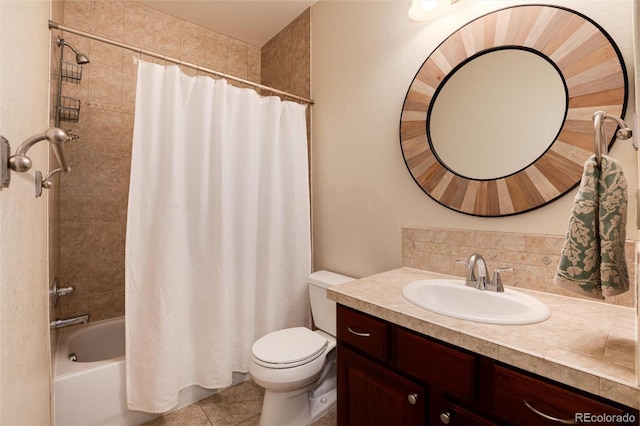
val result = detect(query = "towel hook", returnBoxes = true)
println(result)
[0,127,72,196]
[593,111,634,166]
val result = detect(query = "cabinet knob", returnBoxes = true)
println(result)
[407,393,418,405]
[439,411,452,424]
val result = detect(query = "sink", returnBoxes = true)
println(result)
[402,279,550,325]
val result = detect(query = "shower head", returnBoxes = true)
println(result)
[57,37,90,65]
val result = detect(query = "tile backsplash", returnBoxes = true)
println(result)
[402,226,636,308]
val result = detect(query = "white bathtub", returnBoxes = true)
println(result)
[53,317,217,426]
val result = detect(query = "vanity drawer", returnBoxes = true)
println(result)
[337,305,389,362]
[492,364,631,425]
[395,327,477,403]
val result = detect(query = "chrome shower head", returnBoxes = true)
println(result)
[57,37,90,65]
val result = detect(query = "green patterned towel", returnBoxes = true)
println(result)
[554,155,629,299]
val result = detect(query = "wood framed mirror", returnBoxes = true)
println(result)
[400,4,628,217]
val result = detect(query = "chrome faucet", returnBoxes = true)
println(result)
[50,314,89,330]
[457,254,513,292]
[460,253,489,290]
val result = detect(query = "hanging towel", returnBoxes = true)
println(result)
[554,155,629,299]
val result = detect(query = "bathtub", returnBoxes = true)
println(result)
[54,317,216,426]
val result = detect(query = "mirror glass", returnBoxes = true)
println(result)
[429,49,567,180]
[399,4,628,217]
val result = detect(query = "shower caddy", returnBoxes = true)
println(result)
[55,36,85,125]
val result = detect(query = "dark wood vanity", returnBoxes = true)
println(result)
[337,304,639,425]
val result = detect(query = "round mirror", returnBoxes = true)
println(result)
[429,48,567,180]
[400,4,628,217]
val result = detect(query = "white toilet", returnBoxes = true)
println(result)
[249,270,353,426]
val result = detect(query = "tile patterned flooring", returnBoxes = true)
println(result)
[140,380,337,426]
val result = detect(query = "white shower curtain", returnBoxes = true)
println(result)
[125,60,311,413]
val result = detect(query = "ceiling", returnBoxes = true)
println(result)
[136,0,316,47]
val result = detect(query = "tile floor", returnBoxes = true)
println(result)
[140,380,337,426]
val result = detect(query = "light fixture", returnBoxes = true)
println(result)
[408,0,458,21]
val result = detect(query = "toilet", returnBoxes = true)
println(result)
[249,270,354,426]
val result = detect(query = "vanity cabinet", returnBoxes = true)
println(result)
[336,304,638,426]
[492,365,630,425]
[337,346,426,425]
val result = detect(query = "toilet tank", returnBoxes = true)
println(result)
[308,270,354,337]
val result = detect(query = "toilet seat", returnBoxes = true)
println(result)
[252,327,328,369]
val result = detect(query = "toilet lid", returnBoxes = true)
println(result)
[252,327,328,368]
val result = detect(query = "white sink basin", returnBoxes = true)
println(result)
[402,279,550,325]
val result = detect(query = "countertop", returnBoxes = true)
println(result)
[327,267,640,409]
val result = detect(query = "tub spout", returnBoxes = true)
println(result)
[50,314,90,330]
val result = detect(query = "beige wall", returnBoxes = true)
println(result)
[310,0,638,279]
[0,1,53,424]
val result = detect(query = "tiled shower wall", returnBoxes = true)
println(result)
[402,226,636,308]
[261,9,311,140]
[49,0,65,362]
[55,0,310,322]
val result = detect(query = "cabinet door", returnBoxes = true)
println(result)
[395,327,477,404]
[492,365,635,426]
[434,398,497,426]
[337,304,390,362]
[338,346,426,426]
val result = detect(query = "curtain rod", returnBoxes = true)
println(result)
[48,20,315,105]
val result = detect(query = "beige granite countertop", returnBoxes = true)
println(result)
[327,267,640,409]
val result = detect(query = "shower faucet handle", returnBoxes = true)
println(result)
[56,286,75,297]
[49,276,75,309]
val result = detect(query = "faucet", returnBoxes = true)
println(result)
[50,314,89,330]
[459,253,489,290]
[457,254,513,292]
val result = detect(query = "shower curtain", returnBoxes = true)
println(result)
[125,60,311,413]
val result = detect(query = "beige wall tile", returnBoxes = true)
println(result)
[90,0,125,41]
[88,67,123,107]
[152,10,181,59]
[228,39,249,79]
[60,294,90,319]
[248,46,261,83]
[63,0,91,32]
[60,184,89,224]
[59,222,88,296]
[402,226,636,308]
[89,39,124,72]
[86,185,129,222]
[124,2,154,50]
[180,21,205,66]
[89,290,125,321]
[122,72,137,114]
[261,9,310,99]
[204,30,229,72]
[86,108,122,146]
